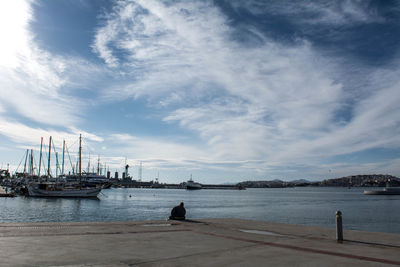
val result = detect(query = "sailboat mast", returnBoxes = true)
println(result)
[79,134,82,181]
[48,136,52,177]
[55,152,59,177]
[38,137,43,177]
[28,149,32,175]
[87,153,90,173]
[23,149,28,174]
[97,155,100,175]
[62,140,65,176]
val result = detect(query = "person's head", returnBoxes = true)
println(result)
[180,202,184,207]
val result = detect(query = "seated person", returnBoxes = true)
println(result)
[169,202,186,220]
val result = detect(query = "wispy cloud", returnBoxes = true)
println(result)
[0,117,103,148]
[0,1,76,126]
[0,0,113,127]
[232,0,384,25]
[90,0,400,179]
[1,0,398,181]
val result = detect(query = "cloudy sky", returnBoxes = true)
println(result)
[0,0,399,183]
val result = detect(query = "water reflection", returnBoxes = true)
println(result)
[0,187,399,234]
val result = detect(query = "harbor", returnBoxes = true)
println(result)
[1,0,400,266]
[1,187,399,234]
[0,218,399,266]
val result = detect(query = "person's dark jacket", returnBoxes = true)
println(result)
[170,205,186,219]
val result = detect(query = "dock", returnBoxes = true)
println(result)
[0,218,399,266]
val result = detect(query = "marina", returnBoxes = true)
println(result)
[1,134,107,198]
[1,0,399,265]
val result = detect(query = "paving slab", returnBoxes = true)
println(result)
[0,218,399,266]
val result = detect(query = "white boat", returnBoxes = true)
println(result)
[27,183,100,198]
[186,177,202,190]
[364,187,400,195]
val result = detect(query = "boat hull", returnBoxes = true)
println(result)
[364,187,400,195]
[28,186,101,198]
[186,185,202,190]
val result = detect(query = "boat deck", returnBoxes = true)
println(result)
[0,187,14,197]
[0,218,399,266]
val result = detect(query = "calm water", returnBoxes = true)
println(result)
[1,187,399,234]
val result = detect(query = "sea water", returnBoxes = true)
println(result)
[0,187,399,234]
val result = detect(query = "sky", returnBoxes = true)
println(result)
[0,0,400,183]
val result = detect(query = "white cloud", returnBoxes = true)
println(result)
[109,133,206,162]
[0,0,32,68]
[232,0,384,26]
[0,0,78,126]
[1,0,396,181]
[90,0,400,180]
[0,117,103,149]
[0,0,113,127]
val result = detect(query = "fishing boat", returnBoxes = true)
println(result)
[27,134,101,198]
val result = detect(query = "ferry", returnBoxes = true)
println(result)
[185,176,202,190]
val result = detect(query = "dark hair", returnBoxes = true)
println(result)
[180,202,184,206]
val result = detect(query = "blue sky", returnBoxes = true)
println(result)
[0,0,400,183]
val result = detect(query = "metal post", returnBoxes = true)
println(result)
[336,210,343,242]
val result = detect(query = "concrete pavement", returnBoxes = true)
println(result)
[0,218,399,266]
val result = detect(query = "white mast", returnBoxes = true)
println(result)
[79,134,82,184]
[38,137,43,177]
[62,140,65,176]
[48,136,52,177]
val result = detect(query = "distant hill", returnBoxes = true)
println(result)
[291,179,311,184]
[237,179,315,188]
[320,174,400,187]
[237,174,400,188]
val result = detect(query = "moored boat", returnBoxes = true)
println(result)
[364,187,400,195]
[27,134,102,198]
[186,177,202,190]
[27,182,100,198]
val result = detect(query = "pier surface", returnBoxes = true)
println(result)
[0,218,399,266]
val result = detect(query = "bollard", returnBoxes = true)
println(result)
[336,210,343,242]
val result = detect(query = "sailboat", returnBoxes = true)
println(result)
[27,134,101,198]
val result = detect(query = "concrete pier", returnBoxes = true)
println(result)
[0,218,399,266]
